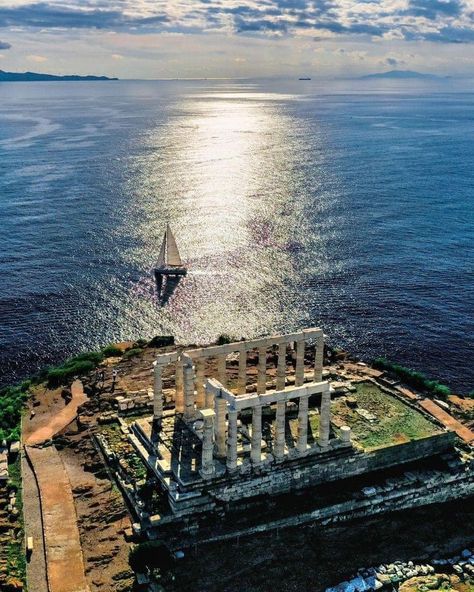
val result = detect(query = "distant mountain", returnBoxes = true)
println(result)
[0,70,118,81]
[359,70,444,80]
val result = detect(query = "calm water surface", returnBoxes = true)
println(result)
[0,79,473,391]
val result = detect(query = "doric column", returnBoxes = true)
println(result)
[199,409,216,479]
[152,362,164,421]
[182,355,195,421]
[276,342,286,391]
[217,354,227,387]
[340,425,352,445]
[318,387,331,448]
[314,336,324,382]
[297,394,309,454]
[195,358,206,409]
[250,405,262,465]
[295,338,305,387]
[226,408,238,472]
[274,400,286,461]
[237,347,247,395]
[175,358,184,413]
[214,396,227,457]
[257,346,267,394]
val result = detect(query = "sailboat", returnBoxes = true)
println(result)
[154,224,187,287]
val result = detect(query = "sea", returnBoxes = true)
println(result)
[0,78,473,392]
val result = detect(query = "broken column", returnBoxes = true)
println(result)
[318,386,331,448]
[340,425,352,445]
[182,354,195,421]
[274,400,286,461]
[199,409,216,479]
[226,408,238,472]
[297,394,309,454]
[251,404,262,465]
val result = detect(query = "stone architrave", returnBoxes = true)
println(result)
[214,397,227,457]
[175,358,184,413]
[297,394,309,454]
[257,346,267,394]
[318,387,331,447]
[237,348,247,395]
[276,341,286,391]
[152,362,164,421]
[251,405,262,465]
[295,338,305,387]
[182,355,195,421]
[226,408,238,472]
[199,409,216,479]
[274,400,286,461]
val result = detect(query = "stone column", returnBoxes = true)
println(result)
[237,348,247,395]
[226,408,238,472]
[274,400,286,461]
[199,409,216,479]
[340,425,352,445]
[318,387,331,448]
[217,354,227,387]
[314,336,324,382]
[175,358,184,413]
[214,397,227,457]
[152,362,164,421]
[182,355,195,421]
[257,346,267,394]
[295,338,305,387]
[195,358,206,409]
[250,405,262,465]
[297,394,309,454]
[276,341,287,391]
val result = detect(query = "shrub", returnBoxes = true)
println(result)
[101,345,123,358]
[0,384,28,442]
[47,360,97,387]
[147,335,174,348]
[216,334,234,346]
[372,357,451,398]
[129,541,173,573]
[123,348,143,360]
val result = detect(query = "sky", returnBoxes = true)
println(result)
[0,0,473,78]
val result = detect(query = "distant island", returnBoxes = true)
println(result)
[359,70,445,80]
[0,69,118,81]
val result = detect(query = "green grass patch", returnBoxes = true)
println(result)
[0,382,29,442]
[373,357,451,398]
[4,457,26,588]
[46,350,105,387]
[333,382,440,450]
[101,344,124,358]
[122,347,143,360]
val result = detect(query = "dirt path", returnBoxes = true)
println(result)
[22,449,48,592]
[26,445,90,592]
[26,380,88,446]
[420,399,474,443]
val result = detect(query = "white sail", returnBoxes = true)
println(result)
[166,224,183,267]
[156,230,166,268]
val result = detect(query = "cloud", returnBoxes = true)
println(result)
[27,54,48,62]
[111,53,123,59]
[0,0,472,45]
[0,40,11,50]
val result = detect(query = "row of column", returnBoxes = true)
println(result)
[152,338,324,422]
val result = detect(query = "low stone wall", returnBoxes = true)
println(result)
[175,431,455,510]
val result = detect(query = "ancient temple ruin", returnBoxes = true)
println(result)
[125,328,457,523]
